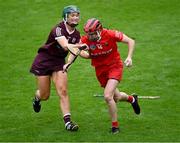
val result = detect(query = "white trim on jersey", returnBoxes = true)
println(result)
[64,21,75,35]
[55,35,66,40]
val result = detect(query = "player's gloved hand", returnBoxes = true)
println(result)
[124,57,132,67]
[79,44,89,51]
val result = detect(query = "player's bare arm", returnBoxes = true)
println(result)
[121,34,135,67]
[63,44,89,72]
[56,36,69,50]
[79,50,90,59]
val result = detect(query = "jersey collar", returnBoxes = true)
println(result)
[64,21,75,35]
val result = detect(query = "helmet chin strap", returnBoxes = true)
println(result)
[97,31,101,41]
[66,22,78,27]
[89,31,101,41]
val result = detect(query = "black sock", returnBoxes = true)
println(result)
[63,113,71,124]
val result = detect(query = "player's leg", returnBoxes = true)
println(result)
[52,71,78,131]
[33,76,51,113]
[104,79,120,134]
[114,89,131,101]
[114,89,140,114]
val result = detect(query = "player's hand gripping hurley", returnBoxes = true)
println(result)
[63,44,88,72]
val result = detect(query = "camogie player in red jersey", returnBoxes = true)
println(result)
[64,18,141,134]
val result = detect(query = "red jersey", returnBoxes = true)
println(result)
[81,29,123,67]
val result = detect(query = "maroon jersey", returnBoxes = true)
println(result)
[38,21,80,58]
[30,21,80,76]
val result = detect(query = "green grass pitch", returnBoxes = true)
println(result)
[0,0,180,142]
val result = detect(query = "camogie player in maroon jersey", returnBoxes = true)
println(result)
[65,18,141,134]
[30,5,84,131]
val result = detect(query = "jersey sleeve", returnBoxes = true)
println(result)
[54,27,66,40]
[108,29,124,42]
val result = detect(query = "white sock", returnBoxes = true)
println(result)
[132,97,135,103]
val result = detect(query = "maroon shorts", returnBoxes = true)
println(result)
[30,52,65,76]
[95,62,123,87]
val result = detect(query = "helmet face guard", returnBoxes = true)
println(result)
[62,5,80,27]
[84,18,102,41]
[86,31,101,41]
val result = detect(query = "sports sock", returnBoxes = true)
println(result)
[127,95,135,103]
[63,113,71,124]
[112,121,119,128]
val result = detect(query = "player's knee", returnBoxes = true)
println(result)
[40,93,50,100]
[61,89,68,97]
[104,94,113,103]
[58,86,68,97]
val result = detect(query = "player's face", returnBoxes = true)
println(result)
[67,12,80,26]
[87,31,100,41]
